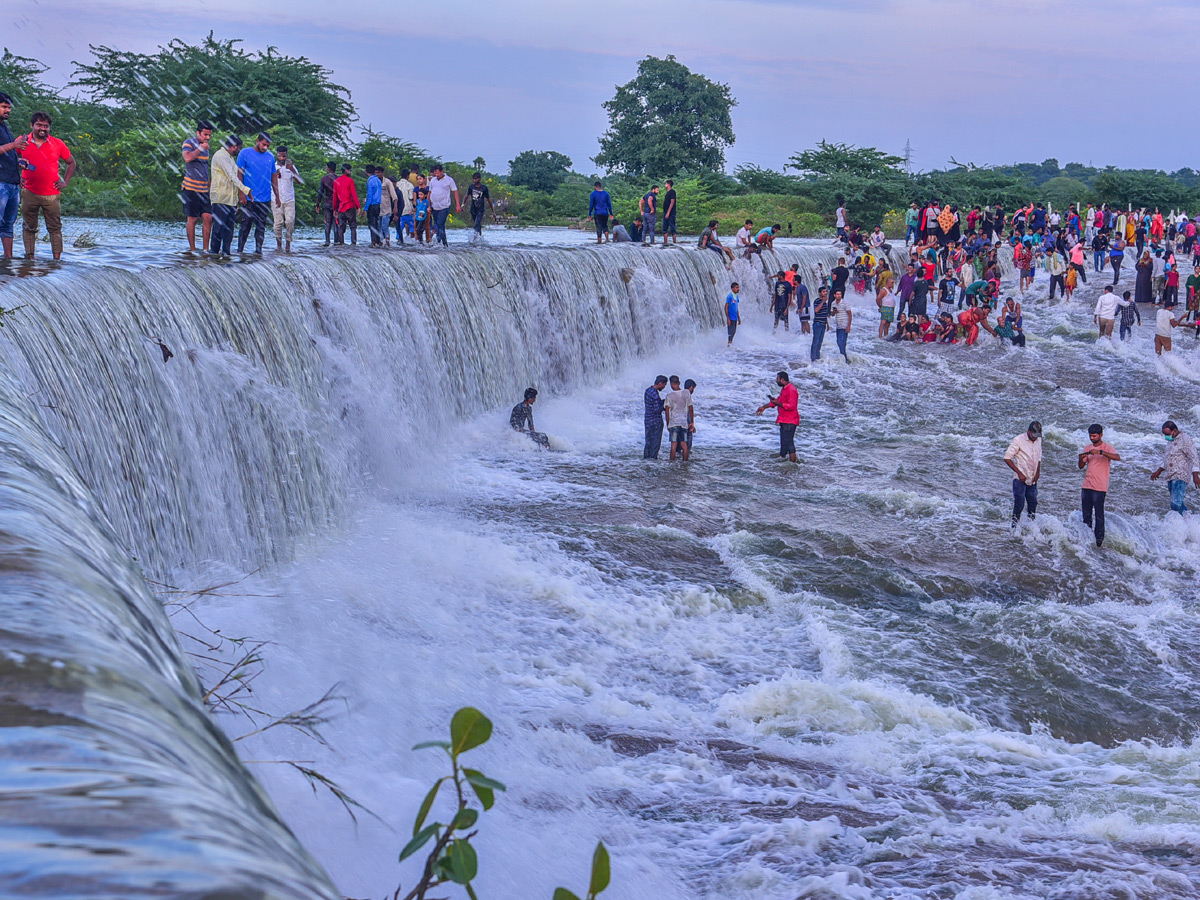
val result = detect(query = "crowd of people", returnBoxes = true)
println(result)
[809,197,1200,353]
[188,123,496,255]
[0,107,503,260]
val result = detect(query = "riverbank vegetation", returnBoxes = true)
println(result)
[4,40,1199,236]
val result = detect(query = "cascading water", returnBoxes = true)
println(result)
[2,232,1184,900]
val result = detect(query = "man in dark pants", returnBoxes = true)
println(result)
[643,375,668,459]
[810,286,830,360]
[235,131,275,254]
[1078,424,1120,548]
[755,371,800,462]
[510,387,549,448]
[1004,421,1043,527]
[316,161,336,246]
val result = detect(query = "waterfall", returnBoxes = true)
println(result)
[0,237,976,894]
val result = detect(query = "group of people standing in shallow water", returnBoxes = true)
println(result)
[634,195,1200,540]
[1004,420,1200,547]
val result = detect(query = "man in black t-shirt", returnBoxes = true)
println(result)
[510,387,549,447]
[772,271,793,331]
[661,179,677,245]
[830,257,850,296]
[466,171,494,238]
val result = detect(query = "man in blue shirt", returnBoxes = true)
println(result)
[365,164,383,247]
[236,132,276,254]
[0,92,27,259]
[639,185,658,245]
[725,283,740,346]
[588,181,612,244]
[643,375,668,459]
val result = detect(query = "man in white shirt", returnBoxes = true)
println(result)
[1004,421,1043,527]
[834,202,847,242]
[272,145,304,252]
[662,375,693,462]
[1093,285,1125,338]
[396,169,416,244]
[735,219,757,258]
[427,163,460,247]
[1152,250,1166,301]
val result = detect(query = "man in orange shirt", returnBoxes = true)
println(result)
[19,111,75,260]
[1078,424,1120,548]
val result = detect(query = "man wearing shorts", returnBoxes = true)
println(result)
[181,121,213,251]
[588,181,612,243]
[19,111,75,260]
[663,375,693,462]
[661,179,677,245]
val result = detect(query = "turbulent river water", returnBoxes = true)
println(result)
[1,224,1198,899]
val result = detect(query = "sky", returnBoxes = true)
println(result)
[9,0,1198,176]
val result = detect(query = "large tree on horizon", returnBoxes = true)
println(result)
[69,33,355,141]
[594,55,735,178]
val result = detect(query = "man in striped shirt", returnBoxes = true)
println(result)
[181,121,213,252]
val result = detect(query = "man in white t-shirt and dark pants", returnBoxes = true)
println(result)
[272,145,304,252]
[663,375,694,462]
[834,201,847,242]
[1004,421,1043,527]
[427,163,460,247]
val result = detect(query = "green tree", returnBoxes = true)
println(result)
[508,150,573,193]
[786,140,904,179]
[353,128,438,174]
[69,34,354,141]
[594,55,735,178]
[1093,169,1194,210]
[1039,176,1094,211]
[734,165,804,195]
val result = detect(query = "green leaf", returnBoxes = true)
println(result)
[398,823,439,861]
[463,768,506,811]
[454,807,479,830]
[412,740,452,752]
[413,779,444,836]
[589,841,611,896]
[463,769,507,792]
[446,839,479,884]
[450,707,493,757]
[553,890,582,900]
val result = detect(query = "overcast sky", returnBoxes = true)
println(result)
[10,0,1197,176]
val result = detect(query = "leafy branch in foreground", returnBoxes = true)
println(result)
[553,841,610,900]
[154,573,369,824]
[386,707,611,900]
[395,707,505,900]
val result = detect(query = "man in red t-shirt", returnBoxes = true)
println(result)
[1078,424,1120,548]
[19,111,75,259]
[755,370,800,462]
[331,163,360,245]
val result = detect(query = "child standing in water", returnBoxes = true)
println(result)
[414,188,431,244]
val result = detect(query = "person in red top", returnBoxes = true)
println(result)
[1078,424,1120,548]
[755,370,800,462]
[331,162,360,245]
[957,304,997,346]
[19,111,75,259]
